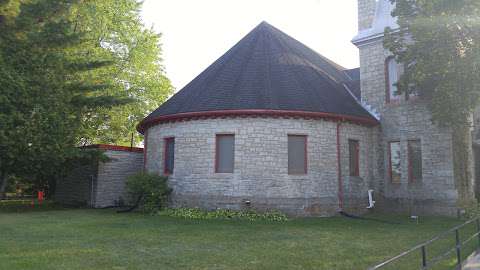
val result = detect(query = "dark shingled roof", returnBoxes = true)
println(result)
[344,68,360,81]
[139,22,374,131]
[344,68,361,99]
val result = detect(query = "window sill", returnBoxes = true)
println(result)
[288,173,308,178]
[386,96,423,106]
[386,99,403,105]
[408,181,423,187]
[349,176,363,182]
[288,172,308,176]
[407,95,421,102]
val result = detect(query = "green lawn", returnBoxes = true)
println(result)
[0,203,476,270]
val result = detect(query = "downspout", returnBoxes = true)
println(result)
[88,156,98,208]
[143,130,148,172]
[90,174,95,207]
[336,122,344,211]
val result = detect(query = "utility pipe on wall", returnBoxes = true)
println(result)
[143,131,148,171]
[367,189,375,209]
[90,175,95,207]
[336,122,344,211]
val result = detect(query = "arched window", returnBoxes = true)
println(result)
[386,57,401,103]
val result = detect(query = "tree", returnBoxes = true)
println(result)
[70,0,173,146]
[0,0,126,197]
[0,0,172,197]
[385,0,480,203]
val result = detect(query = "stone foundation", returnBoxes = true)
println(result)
[374,195,459,217]
[171,194,339,217]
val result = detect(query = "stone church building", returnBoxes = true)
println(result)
[136,0,476,216]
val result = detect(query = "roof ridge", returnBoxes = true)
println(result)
[262,22,348,76]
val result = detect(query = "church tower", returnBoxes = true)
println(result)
[353,0,475,216]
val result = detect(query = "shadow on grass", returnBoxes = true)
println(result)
[0,200,72,213]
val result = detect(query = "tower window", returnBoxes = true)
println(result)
[388,141,401,183]
[386,57,402,103]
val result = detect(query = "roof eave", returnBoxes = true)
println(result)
[137,109,380,134]
[352,28,400,47]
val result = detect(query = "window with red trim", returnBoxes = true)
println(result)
[288,135,307,175]
[164,137,175,175]
[349,140,360,177]
[216,134,234,173]
[388,141,401,183]
[408,140,422,183]
[386,57,402,103]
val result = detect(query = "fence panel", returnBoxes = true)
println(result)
[369,218,480,270]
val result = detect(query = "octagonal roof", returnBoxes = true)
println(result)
[138,22,377,133]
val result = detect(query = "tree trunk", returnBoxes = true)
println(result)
[452,125,476,207]
[0,170,7,200]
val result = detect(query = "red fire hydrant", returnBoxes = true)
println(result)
[37,191,44,205]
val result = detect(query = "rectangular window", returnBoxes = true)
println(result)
[164,137,175,175]
[408,140,422,182]
[216,134,234,173]
[288,135,307,175]
[349,140,360,177]
[389,141,401,183]
[386,57,404,103]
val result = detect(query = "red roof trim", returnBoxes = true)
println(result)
[83,144,144,153]
[137,110,379,134]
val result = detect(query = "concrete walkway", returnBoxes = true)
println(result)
[464,251,480,270]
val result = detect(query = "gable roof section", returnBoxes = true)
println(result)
[138,22,376,133]
[343,68,361,100]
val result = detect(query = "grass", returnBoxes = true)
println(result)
[0,202,477,270]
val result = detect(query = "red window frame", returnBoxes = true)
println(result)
[215,134,235,173]
[349,139,360,177]
[163,137,175,175]
[287,135,308,175]
[388,141,401,183]
[408,140,422,183]
[385,56,402,104]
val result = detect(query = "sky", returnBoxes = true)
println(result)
[141,0,360,90]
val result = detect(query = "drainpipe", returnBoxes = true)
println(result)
[143,130,148,172]
[336,122,344,211]
[90,175,95,207]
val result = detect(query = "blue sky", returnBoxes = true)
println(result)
[141,0,359,90]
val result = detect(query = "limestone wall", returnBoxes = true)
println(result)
[358,38,461,216]
[145,117,376,216]
[93,150,144,208]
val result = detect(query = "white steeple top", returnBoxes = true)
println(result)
[352,0,399,45]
